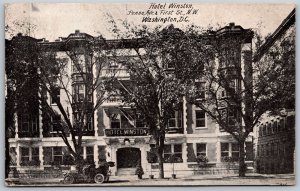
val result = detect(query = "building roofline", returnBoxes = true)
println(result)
[253,8,295,62]
[6,24,254,50]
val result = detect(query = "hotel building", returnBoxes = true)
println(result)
[6,23,255,178]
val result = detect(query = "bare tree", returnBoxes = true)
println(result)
[107,20,212,178]
[186,25,295,177]
[36,36,116,171]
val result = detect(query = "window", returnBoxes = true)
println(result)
[273,121,278,133]
[18,114,39,136]
[231,143,239,161]
[196,143,206,157]
[195,110,206,128]
[168,110,182,129]
[31,116,38,132]
[86,147,94,164]
[73,75,84,82]
[228,109,236,126]
[220,47,240,67]
[52,115,61,132]
[72,56,85,73]
[53,147,63,165]
[274,142,278,156]
[266,144,269,156]
[221,142,240,162]
[163,144,182,163]
[278,119,284,131]
[257,145,260,157]
[173,144,182,161]
[32,147,39,162]
[135,116,145,128]
[259,127,262,137]
[262,125,266,136]
[168,111,176,128]
[221,79,240,97]
[87,114,93,131]
[221,143,229,158]
[50,75,60,86]
[73,84,85,102]
[163,145,172,162]
[195,82,205,99]
[266,123,271,135]
[228,79,236,92]
[21,114,30,132]
[270,122,274,134]
[51,87,60,104]
[87,92,93,102]
[219,109,227,131]
[19,147,40,166]
[219,108,239,128]
[107,60,120,75]
[261,145,265,156]
[20,147,29,163]
[270,143,274,156]
[111,114,121,129]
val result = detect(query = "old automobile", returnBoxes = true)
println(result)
[63,161,115,184]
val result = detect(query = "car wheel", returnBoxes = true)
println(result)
[94,173,105,184]
[64,175,75,184]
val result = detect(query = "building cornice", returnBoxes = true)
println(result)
[253,8,295,62]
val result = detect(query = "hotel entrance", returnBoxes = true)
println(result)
[116,147,141,168]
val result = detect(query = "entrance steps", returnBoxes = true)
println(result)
[117,168,136,176]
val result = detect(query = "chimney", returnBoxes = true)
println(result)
[229,22,235,27]
[75,30,80,34]
[17,33,22,37]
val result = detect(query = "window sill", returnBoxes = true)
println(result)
[195,127,207,130]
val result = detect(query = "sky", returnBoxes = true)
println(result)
[5,3,295,41]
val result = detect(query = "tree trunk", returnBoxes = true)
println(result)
[238,140,246,177]
[157,152,164,179]
[75,155,84,173]
[156,133,165,179]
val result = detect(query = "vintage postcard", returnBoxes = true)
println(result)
[5,3,295,186]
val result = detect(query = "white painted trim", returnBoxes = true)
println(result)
[193,142,208,157]
[194,108,207,129]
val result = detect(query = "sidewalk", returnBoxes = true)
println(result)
[5,173,295,186]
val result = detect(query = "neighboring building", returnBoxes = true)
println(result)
[253,8,295,174]
[254,111,295,174]
[6,23,254,178]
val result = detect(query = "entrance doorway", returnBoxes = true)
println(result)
[117,147,141,168]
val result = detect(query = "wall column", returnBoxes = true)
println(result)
[216,140,221,163]
[140,145,148,175]
[15,112,18,139]
[111,146,117,175]
[183,97,188,134]
[39,98,43,139]
[39,145,44,170]
[83,146,87,160]
[94,145,99,168]
[182,143,188,165]
[16,144,20,169]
